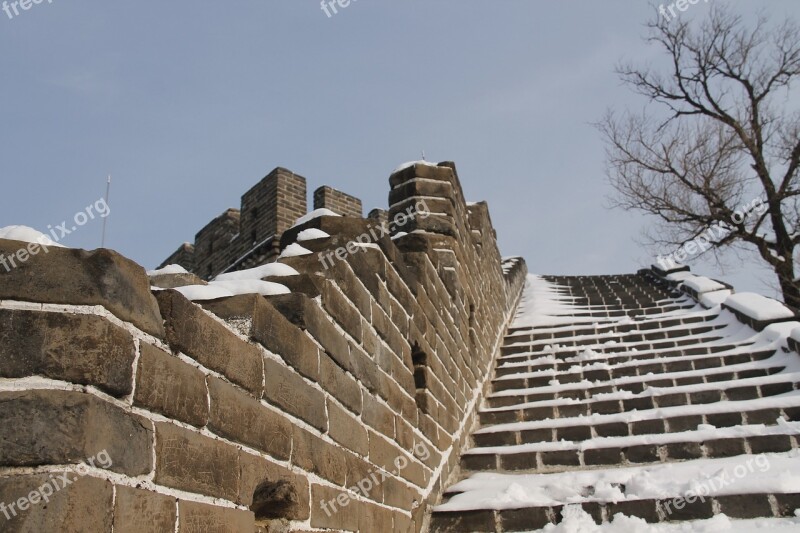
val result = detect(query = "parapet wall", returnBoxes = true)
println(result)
[0,161,526,532]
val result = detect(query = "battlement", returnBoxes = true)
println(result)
[160,168,365,280]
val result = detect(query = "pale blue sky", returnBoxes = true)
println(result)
[1,1,798,296]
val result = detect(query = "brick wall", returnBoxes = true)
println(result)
[313,186,363,218]
[0,161,527,532]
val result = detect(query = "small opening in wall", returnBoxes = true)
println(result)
[251,229,258,244]
[251,480,299,522]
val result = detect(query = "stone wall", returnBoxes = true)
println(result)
[0,161,526,532]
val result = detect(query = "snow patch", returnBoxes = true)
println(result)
[279,243,313,258]
[147,264,189,276]
[0,225,63,247]
[296,228,330,241]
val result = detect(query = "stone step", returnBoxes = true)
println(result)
[491,351,777,393]
[461,431,799,474]
[494,342,757,376]
[497,337,738,365]
[485,365,788,407]
[504,315,716,344]
[429,492,800,532]
[473,404,800,448]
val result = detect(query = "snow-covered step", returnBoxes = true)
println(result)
[430,272,800,532]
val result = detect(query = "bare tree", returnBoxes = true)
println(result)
[598,5,800,308]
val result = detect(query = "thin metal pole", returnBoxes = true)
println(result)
[101,175,111,248]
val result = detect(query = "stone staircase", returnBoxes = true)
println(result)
[429,271,800,531]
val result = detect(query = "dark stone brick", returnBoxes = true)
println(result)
[624,445,659,463]
[113,486,177,533]
[654,394,687,408]
[0,241,164,337]
[745,409,782,425]
[556,425,592,441]
[591,401,622,415]
[666,442,703,460]
[607,499,659,523]
[704,438,746,458]
[521,428,554,443]
[178,500,255,533]
[463,454,498,472]
[0,390,152,476]
[0,475,113,532]
[584,447,622,465]
[263,356,327,432]
[134,343,209,427]
[474,432,517,447]
[689,390,722,404]
[0,309,136,397]
[500,452,539,471]
[155,422,239,501]
[724,386,760,401]
[774,493,800,517]
[557,403,590,418]
[540,450,580,467]
[667,415,703,432]
[660,495,714,521]
[715,494,773,519]
[594,422,630,437]
[704,412,742,428]
[631,419,665,435]
[760,382,795,397]
[623,397,655,412]
[499,507,553,531]
[207,376,292,461]
[429,510,497,532]
[747,435,793,453]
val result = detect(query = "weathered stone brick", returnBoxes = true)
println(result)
[715,494,773,519]
[362,394,396,439]
[154,422,239,501]
[178,500,255,533]
[0,241,164,337]
[134,343,208,427]
[156,290,263,396]
[328,399,368,456]
[311,484,359,531]
[113,485,177,533]
[0,309,135,397]
[205,294,320,381]
[0,474,113,532]
[0,390,152,476]
[262,292,352,374]
[291,427,347,486]
[319,351,363,414]
[263,356,327,432]
[429,510,496,532]
[208,377,292,461]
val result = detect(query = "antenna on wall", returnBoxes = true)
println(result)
[101,174,111,248]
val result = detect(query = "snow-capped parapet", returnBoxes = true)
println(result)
[0,225,63,247]
[278,243,313,258]
[147,264,189,276]
[291,208,340,228]
[723,292,796,331]
[391,159,441,175]
[680,275,729,303]
[213,262,298,282]
[296,228,330,242]
[175,279,290,302]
